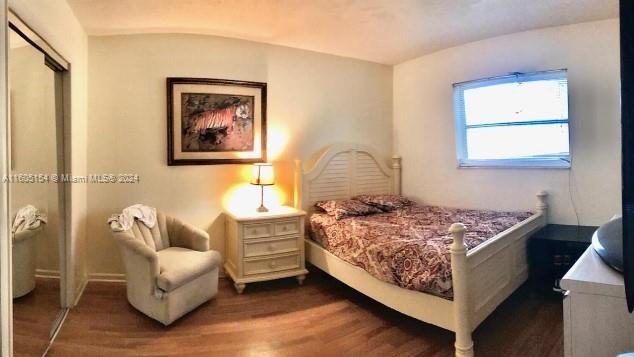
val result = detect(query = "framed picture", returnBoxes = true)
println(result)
[167,77,267,165]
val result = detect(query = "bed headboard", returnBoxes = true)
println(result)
[293,143,401,213]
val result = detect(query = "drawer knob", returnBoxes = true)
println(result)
[252,229,258,235]
[267,244,275,251]
[282,226,287,231]
[269,261,277,268]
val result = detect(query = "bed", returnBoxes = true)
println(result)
[293,143,548,357]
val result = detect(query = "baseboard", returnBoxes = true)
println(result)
[86,270,224,283]
[35,269,60,279]
[87,270,225,281]
[87,272,126,283]
[73,278,88,307]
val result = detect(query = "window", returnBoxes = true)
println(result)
[453,70,570,168]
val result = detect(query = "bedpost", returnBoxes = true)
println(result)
[449,223,474,357]
[392,156,402,195]
[294,159,303,210]
[536,191,548,225]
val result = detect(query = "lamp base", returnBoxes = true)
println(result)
[256,185,269,213]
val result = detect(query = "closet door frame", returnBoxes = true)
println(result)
[0,0,10,355]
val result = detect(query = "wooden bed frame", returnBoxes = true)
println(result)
[293,143,548,357]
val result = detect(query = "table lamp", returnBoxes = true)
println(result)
[250,163,274,212]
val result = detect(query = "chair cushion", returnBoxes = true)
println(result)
[156,247,221,292]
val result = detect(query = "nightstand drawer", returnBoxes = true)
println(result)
[243,223,273,239]
[274,220,300,236]
[243,254,300,276]
[244,236,300,257]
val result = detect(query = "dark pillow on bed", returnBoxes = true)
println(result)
[315,199,382,220]
[352,194,414,211]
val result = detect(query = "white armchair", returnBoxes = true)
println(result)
[110,211,221,325]
[12,223,43,298]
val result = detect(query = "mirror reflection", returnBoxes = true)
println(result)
[9,27,64,356]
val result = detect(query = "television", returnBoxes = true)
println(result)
[621,0,634,313]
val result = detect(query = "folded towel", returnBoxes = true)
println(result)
[108,204,157,232]
[12,205,47,233]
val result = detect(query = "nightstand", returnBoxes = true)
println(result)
[223,206,308,294]
[528,224,597,294]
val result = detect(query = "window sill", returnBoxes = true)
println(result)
[458,159,571,169]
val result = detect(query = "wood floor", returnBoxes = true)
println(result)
[48,268,563,356]
[13,277,61,357]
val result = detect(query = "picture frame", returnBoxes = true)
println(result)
[167,77,267,165]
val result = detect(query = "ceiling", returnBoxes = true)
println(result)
[66,0,618,65]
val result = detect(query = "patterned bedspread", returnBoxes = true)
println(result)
[309,205,533,299]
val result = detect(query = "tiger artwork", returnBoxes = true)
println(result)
[189,103,250,136]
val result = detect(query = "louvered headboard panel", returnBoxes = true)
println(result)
[295,143,401,213]
[307,151,352,203]
[355,151,391,195]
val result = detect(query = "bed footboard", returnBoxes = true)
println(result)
[449,191,548,357]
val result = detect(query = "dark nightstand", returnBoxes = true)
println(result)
[528,224,597,293]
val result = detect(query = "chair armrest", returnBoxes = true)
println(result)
[13,226,42,244]
[112,231,161,295]
[113,232,158,261]
[167,217,210,252]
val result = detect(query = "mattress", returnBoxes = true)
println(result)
[309,204,532,299]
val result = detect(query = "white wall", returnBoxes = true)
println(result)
[87,34,393,275]
[393,19,621,226]
[9,0,88,302]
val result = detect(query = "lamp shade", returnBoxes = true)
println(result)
[250,163,274,186]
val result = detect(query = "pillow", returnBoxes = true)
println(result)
[352,194,414,211]
[315,199,382,220]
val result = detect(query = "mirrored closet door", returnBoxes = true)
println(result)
[8,17,68,356]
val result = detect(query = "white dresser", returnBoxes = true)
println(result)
[561,247,634,357]
[224,206,308,294]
